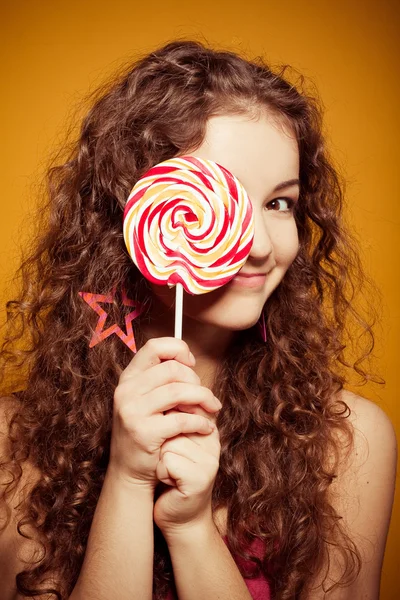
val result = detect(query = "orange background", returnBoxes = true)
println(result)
[1,0,399,597]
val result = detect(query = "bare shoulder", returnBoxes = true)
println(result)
[307,389,397,599]
[341,388,396,434]
[336,389,397,537]
[338,389,397,476]
[0,396,43,600]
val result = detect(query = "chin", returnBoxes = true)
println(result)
[185,305,262,332]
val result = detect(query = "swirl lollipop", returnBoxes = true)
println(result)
[123,155,254,338]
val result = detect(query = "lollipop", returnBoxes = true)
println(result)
[123,155,254,338]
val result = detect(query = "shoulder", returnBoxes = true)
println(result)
[328,389,397,510]
[336,389,397,529]
[307,389,397,599]
[340,388,397,523]
[341,388,396,437]
[338,389,397,483]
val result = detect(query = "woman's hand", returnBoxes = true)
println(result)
[109,337,221,491]
[153,406,221,537]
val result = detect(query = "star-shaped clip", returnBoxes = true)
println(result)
[78,288,144,352]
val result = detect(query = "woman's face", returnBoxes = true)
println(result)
[150,111,300,332]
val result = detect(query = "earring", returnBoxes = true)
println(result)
[257,310,267,343]
[78,287,145,352]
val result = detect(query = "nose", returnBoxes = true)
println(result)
[249,209,273,261]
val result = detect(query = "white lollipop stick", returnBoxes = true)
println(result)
[174,283,183,339]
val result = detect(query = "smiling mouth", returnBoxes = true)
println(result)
[235,271,267,277]
[231,273,268,288]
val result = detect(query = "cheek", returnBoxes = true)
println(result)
[273,222,299,265]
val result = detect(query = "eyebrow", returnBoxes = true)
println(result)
[272,179,300,192]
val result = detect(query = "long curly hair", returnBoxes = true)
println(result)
[0,40,381,599]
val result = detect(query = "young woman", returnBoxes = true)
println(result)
[0,40,397,600]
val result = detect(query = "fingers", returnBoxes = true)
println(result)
[156,455,179,487]
[155,408,221,494]
[156,451,219,495]
[146,383,221,416]
[165,405,218,427]
[134,360,201,396]
[121,337,195,381]
[150,411,216,443]
[116,336,222,418]
[160,430,220,464]
[156,469,176,487]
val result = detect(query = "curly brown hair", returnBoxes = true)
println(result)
[0,39,381,599]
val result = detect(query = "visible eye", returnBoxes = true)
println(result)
[266,197,295,213]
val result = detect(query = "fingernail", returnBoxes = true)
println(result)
[189,351,196,365]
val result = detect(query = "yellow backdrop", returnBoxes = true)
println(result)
[1,0,398,597]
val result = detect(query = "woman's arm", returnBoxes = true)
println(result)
[305,390,397,599]
[164,521,253,600]
[0,397,155,600]
[1,339,218,599]
[69,466,155,600]
[0,462,155,600]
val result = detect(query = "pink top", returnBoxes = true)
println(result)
[164,535,271,599]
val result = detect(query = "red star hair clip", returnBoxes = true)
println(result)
[78,288,144,352]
